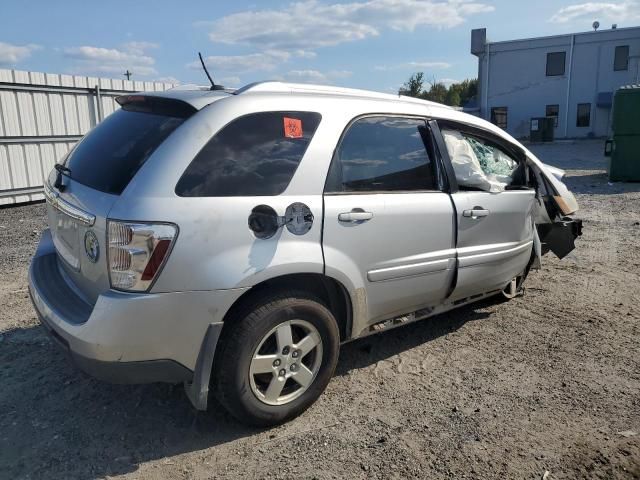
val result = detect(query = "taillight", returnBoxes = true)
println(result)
[107,220,178,292]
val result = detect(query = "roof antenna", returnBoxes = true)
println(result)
[198,52,220,90]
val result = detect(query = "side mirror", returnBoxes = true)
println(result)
[604,139,613,158]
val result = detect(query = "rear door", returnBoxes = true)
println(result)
[434,122,536,300]
[322,115,456,329]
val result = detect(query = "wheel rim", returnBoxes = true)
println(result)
[249,319,323,406]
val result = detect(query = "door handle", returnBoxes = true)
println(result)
[462,208,490,219]
[338,210,374,222]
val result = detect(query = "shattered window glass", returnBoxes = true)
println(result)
[442,129,520,192]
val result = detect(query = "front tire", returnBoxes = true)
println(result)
[212,291,340,426]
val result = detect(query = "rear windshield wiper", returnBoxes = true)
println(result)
[54,164,72,176]
[54,164,72,191]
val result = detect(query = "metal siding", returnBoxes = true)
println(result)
[16,92,37,135]
[8,144,27,189]
[0,68,176,204]
[30,71,46,84]
[45,73,60,86]
[48,94,66,135]
[62,94,80,135]
[76,94,93,133]
[25,144,43,186]
[0,91,21,136]
[40,143,56,177]
[0,145,10,190]
[101,96,114,117]
[14,70,30,83]
[74,76,88,89]
[32,93,52,135]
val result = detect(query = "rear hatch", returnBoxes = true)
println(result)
[45,96,194,303]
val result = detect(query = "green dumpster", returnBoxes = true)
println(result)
[606,84,640,181]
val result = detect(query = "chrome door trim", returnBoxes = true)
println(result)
[367,248,456,282]
[44,182,96,226]
[458,241,533,268]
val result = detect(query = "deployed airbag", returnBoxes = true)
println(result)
[442,130,512,192]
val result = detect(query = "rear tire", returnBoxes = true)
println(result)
[212,290,340,426]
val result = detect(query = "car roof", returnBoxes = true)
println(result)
[138,81,520,153]
[141,80,453,112]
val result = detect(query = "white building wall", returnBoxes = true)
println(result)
[476,26,640,139]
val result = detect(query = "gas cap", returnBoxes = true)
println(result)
[284,203,313,235]
[248,205,280,239]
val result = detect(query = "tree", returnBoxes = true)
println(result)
[398,73,478,107]
[445,88,461,107]
[423,80,448,104]
[399,72,424,98]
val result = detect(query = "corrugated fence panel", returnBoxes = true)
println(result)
[0,91,21,136]
[76,94,94,133]
[16,92,37,135]
[32,93,51,135]
[0,68,175,205]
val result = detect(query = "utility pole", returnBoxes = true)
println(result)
[123,70,132,81]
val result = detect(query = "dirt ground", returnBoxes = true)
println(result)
[0,139,638,480]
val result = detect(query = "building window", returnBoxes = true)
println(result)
[546,52,566,76]
[546,105,559,127]
[576,103,591,128]
[614,45,629,71]
[491,107,508,130]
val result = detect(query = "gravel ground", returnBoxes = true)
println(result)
[0,139,638,480]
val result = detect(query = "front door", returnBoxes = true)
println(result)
[437,124,536,300]
[322,115,456,334]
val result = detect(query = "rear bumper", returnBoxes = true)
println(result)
[35,308,192,384]
[29,229,248,384]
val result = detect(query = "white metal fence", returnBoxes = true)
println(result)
[0,69,175,205]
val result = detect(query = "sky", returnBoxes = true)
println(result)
[1,0,639,92]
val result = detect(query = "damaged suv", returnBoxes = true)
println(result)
[29,82,581,426]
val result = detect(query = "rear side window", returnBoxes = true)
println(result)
[65,107,186,195]
[325,116,436,193]
[175,111,321,197]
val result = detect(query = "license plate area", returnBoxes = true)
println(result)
[49,206,81,270]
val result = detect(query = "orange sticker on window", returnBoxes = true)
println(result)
[283,117,303,138]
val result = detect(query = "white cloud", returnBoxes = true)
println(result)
[293,49,318,59]
[549,1,640,23]
[433,77,459,87]
[0,42,40,65]
[154,76,181,85]
[121,41,159,55]
[374,61,451,71]
[219,76,241,87]
[204,0,494,50]
[283,69,353,84]
[187,50,291,74]
[63,42,158,76]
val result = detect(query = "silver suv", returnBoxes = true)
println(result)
[29,82,581,426]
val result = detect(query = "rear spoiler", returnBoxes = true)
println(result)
[115,95,197,118]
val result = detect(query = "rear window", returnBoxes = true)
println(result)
[175,111,321,197]
[64,107,186,195]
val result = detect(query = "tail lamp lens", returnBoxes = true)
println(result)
[107,221,177,292]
